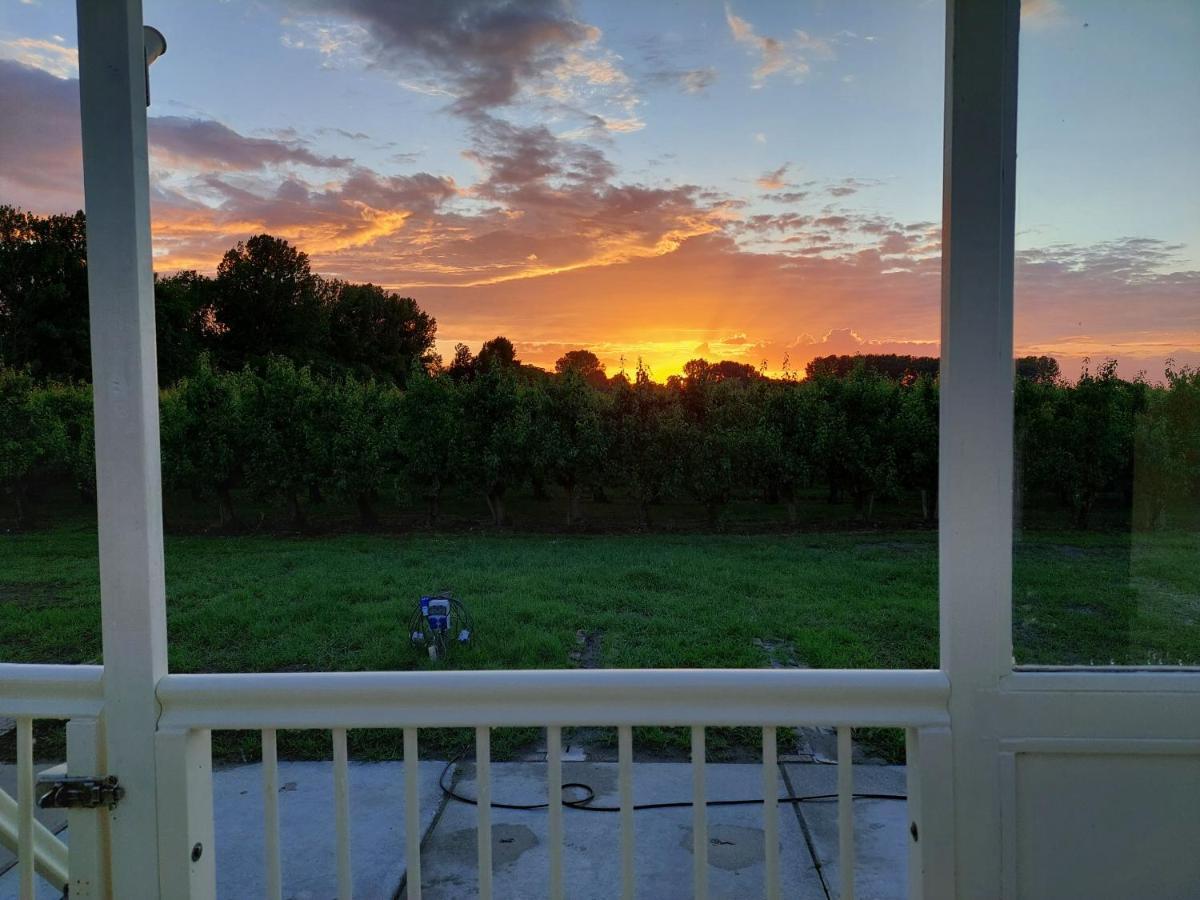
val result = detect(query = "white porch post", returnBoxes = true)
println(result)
[75,1,168,896]
[940,0,1021,896]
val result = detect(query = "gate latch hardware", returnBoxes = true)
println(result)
[36,776,124,810]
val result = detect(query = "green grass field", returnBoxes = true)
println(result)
[3,511,1198,760]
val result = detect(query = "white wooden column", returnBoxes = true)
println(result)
[939,0,1021,895]
[75,1,169,897]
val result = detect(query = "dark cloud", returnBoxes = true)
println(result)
[150,117,351,171]
[0,59,84,210]
[763,190,810,204]
[645,66,717,94]
[288,0,597,116]
[825,177,881,198]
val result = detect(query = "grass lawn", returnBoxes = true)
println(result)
[3,520,1198,760]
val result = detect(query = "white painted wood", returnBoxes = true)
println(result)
[403,727,422,900]
[16,718,33,900]
[74,1,168,896]
[474,727,492,900]
[155,728,215,900]
[262,730,282,900]
[618,724,634,900]
[332,729,352,900]
[691,726,707,900]
[0,779,69,893]
[837,727,855,900]
[67,716,110,898]
[940,0,1020,894]
[156,669,949,730]
[0,665,103,719]
[546,726,563,900]
[906,726,954,900]
[761,726,780,900]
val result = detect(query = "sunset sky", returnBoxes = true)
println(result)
[1,0,1196,378]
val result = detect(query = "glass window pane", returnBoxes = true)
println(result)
[1013,0,1200,666]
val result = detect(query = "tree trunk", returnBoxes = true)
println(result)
[637,496,651,529]
[1075,496,1092,530]
[308,483,324,504]
[13,481,27,528]
[357,492,378,529]
[565,482,581,527]
[920,488,930,523]
[426,481,441,526]
[287,490,307,531]
[217,484,238,528]
[487,484,507,526]
[531,475,549,502]
[591,485,610,503]
[866,492,875,522]
[787,497,798,527]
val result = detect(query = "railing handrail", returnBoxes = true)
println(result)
[156,667,950,731]
[0,664,104,718]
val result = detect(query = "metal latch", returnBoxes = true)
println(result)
[36,775,124,810]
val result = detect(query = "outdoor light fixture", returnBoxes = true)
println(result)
[143,25,166,106]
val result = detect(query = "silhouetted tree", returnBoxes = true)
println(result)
[212,235,329,371]
[477,336,518,371]
[327,281,437,385]
[154,270,215,386]
[0,206,91,379]
[555,349,607,388]
[1015,355,1061,385]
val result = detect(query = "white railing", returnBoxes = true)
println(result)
[0,664,954,899]
[156,667,953,900]
[0,664,105,900]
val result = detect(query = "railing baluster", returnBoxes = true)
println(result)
[262,729,282,900]
[547,725,564,900]
[16,717,33,900]
[618,725,634,900]
[404,727,422,900]
[691,725,707,900]
[475,727,492,900]
[838,726,855,900]
[762,726,780,900]
[332,728,352,900]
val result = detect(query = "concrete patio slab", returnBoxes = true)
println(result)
[0,759,909,900]
[212,759,447,900]
[783,763,909,900]
[0,759,448,900]
[419,761,828,900]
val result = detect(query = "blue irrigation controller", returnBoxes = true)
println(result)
[410,592,473,660]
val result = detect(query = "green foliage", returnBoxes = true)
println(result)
[324,374,400,527]
[326,281,438,385]
[530,368,610,525]
[0,367,68,523]
[755,381,820,524]
[395,370,461,523]
[4,342,1199,536]
[0,206,90,380]
[1133,365,1200,529]
[242,357,324,528]
[609,365,688,527]
[162,355,250,525]
[456,363,533,525]
[812,368,903,518]
[1024,360,1138,529]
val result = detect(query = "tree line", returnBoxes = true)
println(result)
[1,207,437,386]
[3,351,1198,532]
[3,205,1197,533]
